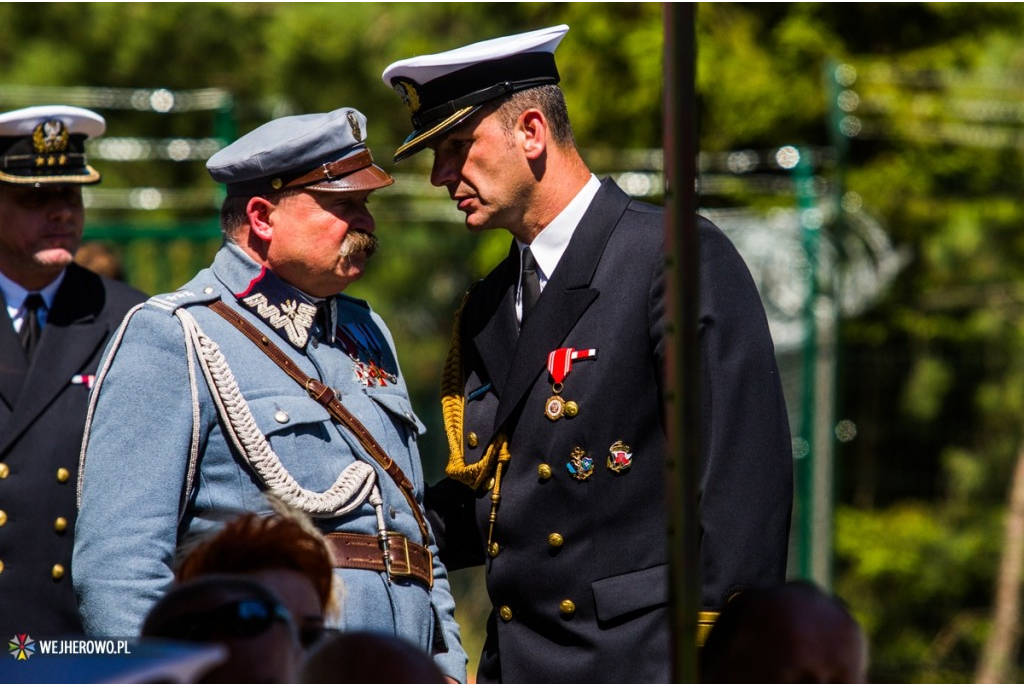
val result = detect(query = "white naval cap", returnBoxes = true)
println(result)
[0,105,106,186]
[382,24,569,163]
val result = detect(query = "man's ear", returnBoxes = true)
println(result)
[519,109,547,160]
[246,196,275,241]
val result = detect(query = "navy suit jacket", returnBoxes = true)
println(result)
[0,263,146,637]
[428,179,793,683]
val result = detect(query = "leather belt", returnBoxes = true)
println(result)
[326,531,433,590]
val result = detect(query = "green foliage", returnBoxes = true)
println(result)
[9,3,1024,680]
[900,356,953,422]
[835,503,1002,682]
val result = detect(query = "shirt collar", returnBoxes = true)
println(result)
[515,174,601,283]
[0,268,65,320]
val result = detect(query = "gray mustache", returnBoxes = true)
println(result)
[342,230,378,258]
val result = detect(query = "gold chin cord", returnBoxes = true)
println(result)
[440,290,511,551]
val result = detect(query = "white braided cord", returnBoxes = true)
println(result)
[175,308,376,518]
[179,307,202,517]
[77,302,148,509]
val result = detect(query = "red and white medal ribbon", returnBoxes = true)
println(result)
[547,347,597,385]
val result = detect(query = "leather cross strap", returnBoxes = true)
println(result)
[325,531,433,589]
[208,300,431,544]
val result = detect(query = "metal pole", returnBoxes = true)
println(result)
[794,148,818,581]
[663,3,700,681]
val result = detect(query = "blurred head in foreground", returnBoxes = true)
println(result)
[700,580,868,684]
[301,630,446,684]
[176,509,338,651]
[141,574,303,684]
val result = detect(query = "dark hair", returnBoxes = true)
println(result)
[491,84,576,148]
[219,188,304,240]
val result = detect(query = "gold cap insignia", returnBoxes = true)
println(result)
[32,119,70,154]
[347,110,363,142]
[393,80,421,114]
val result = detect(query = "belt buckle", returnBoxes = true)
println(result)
[387,533,413,579]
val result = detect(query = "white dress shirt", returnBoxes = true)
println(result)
[515,174,601,323]
[0,269,64,333]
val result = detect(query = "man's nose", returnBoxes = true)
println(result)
[46,192,79,220]
[429,153,455,188]
[354,204,377,232]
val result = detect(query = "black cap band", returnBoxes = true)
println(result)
[394,52,559,132]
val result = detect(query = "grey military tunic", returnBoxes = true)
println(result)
[73,242,467,680]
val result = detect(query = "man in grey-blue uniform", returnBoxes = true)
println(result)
[73,107,467,681]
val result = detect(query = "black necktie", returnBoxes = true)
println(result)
[20,293,44,360]
[520,247,540,324]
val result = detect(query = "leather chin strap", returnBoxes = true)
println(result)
[283,149,374,189]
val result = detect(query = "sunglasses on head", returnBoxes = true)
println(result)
[156,597,295,643]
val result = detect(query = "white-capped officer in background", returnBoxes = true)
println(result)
[73,107,467,681]
[0,106,146,638]
[383,26,793,683]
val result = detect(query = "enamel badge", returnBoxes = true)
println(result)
[607,441,634,473]
[566,447,594,481]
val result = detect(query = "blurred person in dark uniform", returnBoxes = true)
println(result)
[0,105,146,638]
[383,25,793,683]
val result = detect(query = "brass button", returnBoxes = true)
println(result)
[52,564,65,580]
[485,477,495,491]
[467,432,479,448]
[537,463,552,480]
[54,517,68,533]
[0,559,4,574]
[560,599,576,616]
[56,468,70,483]
[487,541,500,558]
[499,605,513,622]
[563,401,579,418]
[547,533,564,548]
[0,463,8,479]
[0,511,6,527]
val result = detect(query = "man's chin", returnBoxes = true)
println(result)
[462,213,492,233]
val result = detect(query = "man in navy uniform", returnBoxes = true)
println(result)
[73,107,467,681]
[0,106,147,638]
[383,25,793,682]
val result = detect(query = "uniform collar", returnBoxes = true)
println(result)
[0,267,65,325]
[515,173,600,284]
[214,242,334,350]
